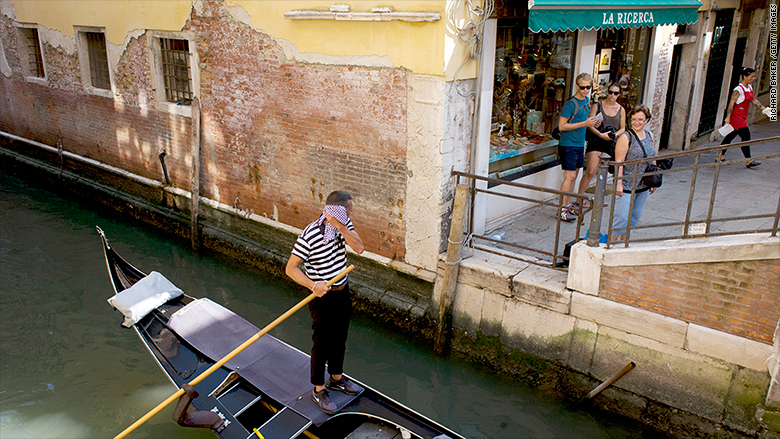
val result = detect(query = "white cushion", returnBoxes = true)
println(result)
[107,271,183,327]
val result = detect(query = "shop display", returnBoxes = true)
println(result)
[593,28,652,113]
[490,26,576,171]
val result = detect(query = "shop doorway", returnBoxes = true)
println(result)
[659,44,683,150]
[697,9,735,135]
[724,36,747,119]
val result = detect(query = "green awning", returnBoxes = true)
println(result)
[529,0,702,32]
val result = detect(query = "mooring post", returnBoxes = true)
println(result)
[190,97,201,251]
[434,183,469,354]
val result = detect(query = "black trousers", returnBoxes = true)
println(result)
[308,286,351,386]
[720,127,752,159]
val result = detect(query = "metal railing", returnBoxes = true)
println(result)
[454,136,780,270]
[591,136,780,248]
[453,171,594,271]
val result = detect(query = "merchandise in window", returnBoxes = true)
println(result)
[591,28,651,113]
[489,26,576,178]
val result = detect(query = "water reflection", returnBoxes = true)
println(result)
[0,172,657,438]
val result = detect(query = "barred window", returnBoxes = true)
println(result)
[20,27,44,78]
[85,32,110,89]
[160,38,192,105]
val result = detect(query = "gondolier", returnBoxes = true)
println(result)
[100,226,465,439]
[285,191,365,414]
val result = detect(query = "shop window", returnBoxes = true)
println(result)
[76,28,112,97]
[17,25,46,80]
[147,31,199,117]
[592,28,652,113]
[489,25,576,179]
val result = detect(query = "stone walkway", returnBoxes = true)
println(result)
[486,120,780,262]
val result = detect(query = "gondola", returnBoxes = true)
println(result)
[98,227,463,439]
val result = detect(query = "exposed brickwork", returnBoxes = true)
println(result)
[0,0,409,259]
[600,259,780,343]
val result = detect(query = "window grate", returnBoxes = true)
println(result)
[85,32,110,89]
[21,27,44,78]
[160,38,192,105]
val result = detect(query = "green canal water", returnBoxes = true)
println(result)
[0,171,660,438]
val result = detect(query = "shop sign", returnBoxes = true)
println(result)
[602,11,655,26]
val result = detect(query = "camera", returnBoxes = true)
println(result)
[605,126,617,140]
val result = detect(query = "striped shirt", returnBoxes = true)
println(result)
[292,218,354,287]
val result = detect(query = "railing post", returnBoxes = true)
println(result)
[587,153,610,247]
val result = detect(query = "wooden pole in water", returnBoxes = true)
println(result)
[190,97,201,251]
[112,265,354,439]
[434,184,469,354]
[581,361,636,402]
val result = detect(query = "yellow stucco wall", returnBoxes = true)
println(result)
[10,0,477,79]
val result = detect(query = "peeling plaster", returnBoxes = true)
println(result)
[0,0,17,20]
[226,3,253,27]
[38,25,76,54]
[276,38,394,68]
[0,38,10,77]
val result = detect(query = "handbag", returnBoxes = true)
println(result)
[657,157,674,170]
[628,130,663,189]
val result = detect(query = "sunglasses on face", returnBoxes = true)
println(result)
[607,90,620,95]
[578,84,592,90]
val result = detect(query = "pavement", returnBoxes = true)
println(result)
[485,119,780,261]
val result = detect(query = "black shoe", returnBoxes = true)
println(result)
[311,388,337,414]
[746,161,761,168]
[326,376,361,396]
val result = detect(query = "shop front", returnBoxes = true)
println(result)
[474,0,700,231]
[487,0,700,181]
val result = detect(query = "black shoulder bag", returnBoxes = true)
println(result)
[628,129,662,189]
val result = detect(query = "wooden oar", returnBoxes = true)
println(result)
[113,265,355,439]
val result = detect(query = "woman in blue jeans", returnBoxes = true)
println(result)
[611,105,658,242]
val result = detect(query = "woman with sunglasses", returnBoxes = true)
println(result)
[717,67,766,168]
[577,83,626,206]
[611,105,657,242]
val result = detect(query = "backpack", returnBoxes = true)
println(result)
[551,96,586,140]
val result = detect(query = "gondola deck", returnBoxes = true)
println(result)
[98,227,463,439]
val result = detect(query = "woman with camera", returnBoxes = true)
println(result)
[611,105,657,242]
[577,83,626,207]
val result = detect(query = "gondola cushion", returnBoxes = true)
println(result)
[107,271,183,327]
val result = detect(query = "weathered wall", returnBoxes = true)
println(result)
[600,259,779,344]
[0,0,471,263]
[435,235,779,437]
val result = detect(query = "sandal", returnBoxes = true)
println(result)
[570,200,592,210]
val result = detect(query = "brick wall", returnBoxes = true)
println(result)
[0,0,410,259]
[600,259,780,343]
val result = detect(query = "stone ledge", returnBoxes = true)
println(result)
[574,234,780,268]
[284,10,441,22]
[571,292,688,348]
[511,264,570,314]
[686,324,773,371]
